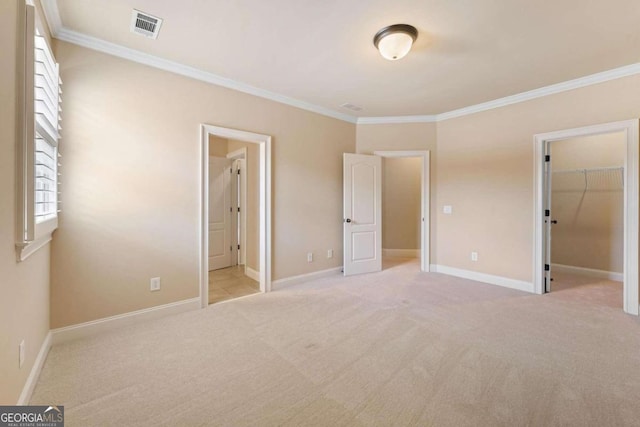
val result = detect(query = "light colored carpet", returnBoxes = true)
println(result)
[31,258,640,426]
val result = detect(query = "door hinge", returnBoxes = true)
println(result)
[230,207,233,213]
[545,209,550,217]
[237,244,240,250]
[230,246,232,252]
[545,155,551,162]
[544,264,550,271]
[237,207,240,213]
[237,169,241,175]
[230,168,233,174]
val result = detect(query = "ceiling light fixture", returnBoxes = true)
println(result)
[373,24,418,61]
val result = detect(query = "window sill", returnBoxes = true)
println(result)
[16,217,57,262]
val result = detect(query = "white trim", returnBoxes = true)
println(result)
[357,63,640,124]
[383,249,420,258]
[40,0,640,125]
[433,265,534,293]
[272,267,343,290]
[201,124,272,309]
[226,148,247,160]
[438,64,640,121]
[552,264,623,282]
[51,298,200,344]
[245,266,260,282]
[357,115,438,125]
[39,0,62,35]
[374,150,430,272]
[16,232,52,262]
[49,26,357,124]
[17,331,52,405]
[533,120,639,316]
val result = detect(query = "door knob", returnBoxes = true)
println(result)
[551,220,558,224]
[345,218,352,223]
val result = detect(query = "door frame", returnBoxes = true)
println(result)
[533,119,639,315]
[200,124,272,308]
[227,148,247,271]
[373,150,431,272]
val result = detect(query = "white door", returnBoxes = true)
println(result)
[343,153,382,276]
[543,141,552,292]
[209,156,232,271]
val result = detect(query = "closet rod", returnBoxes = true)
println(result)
[553,166,623,174]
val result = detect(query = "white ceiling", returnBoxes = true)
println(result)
[52,0,640,118]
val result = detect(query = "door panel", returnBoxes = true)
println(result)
[343,153,382,276]
[209,156,232,271]
[544,142,552,292]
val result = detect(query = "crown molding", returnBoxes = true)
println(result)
[55,28,359,123]
[41,2,357,124]
[358,62,640,124]
[41,0,640,126]
[436,62,640,121]
[357,115,438,125]
[40,0,62,36]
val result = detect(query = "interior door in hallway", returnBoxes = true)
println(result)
[343,153,382,276]
[209,156,232,271]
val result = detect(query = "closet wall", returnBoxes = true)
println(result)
[382,157,422,253]
[551,132,626,274]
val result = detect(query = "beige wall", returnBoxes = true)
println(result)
[50,41,355,328]
[356,122,437,257]
[551,132,625,273]
[227,139,260,272]
[0,0,51,404]
[382,158,421,250]
[208,135,228,157]
[436,75,640,282]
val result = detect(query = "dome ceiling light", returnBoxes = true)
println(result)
[373,24,418,61]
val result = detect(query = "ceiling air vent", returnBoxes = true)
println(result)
[340,103,363,112]
[130,10,163,39]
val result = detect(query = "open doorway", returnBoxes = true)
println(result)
[534,120,639,315]
[342,151,430,276]
[545,132,625,308]
[200,125,271,308]
[207,136,261,304]
[380,155,422,271]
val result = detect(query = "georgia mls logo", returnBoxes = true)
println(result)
[0,405,64,427]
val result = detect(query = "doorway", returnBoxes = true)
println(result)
[200,125,272,308]
[533,120,639,315]
[342,151,430,276]
[381,155,423,271]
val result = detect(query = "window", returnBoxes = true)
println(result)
[16,4,62,261]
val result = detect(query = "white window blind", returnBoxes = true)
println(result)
[34,32,61,223]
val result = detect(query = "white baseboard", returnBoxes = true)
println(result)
[272,267,343,290]
[245,266,260,282]
[17,331,52,405]
[552,264,623,282]
[383,249,420,258]
[432,265,534,293]
[51,297,200,345]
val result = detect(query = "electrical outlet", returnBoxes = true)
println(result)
[443,205,453,214]
[307,252,313,263]
[471,252,478,262]
[150,277,161,291]
[19,340,25,368]
[327,249,333,259]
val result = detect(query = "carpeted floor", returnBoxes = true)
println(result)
[31,258,640,426]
